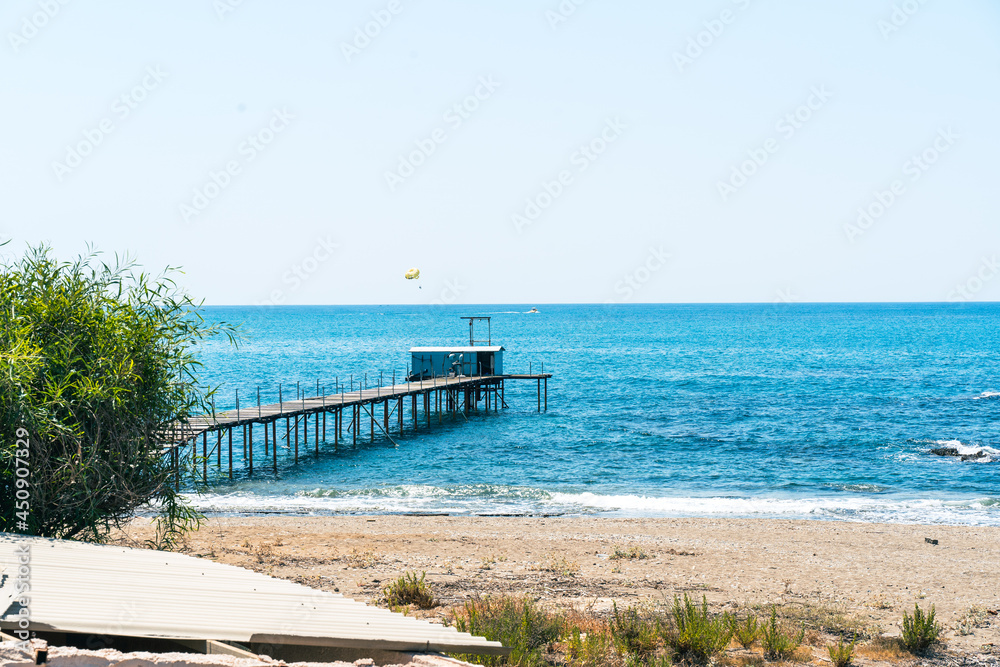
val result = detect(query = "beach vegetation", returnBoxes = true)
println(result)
[0,244,234,545]
[610,545,650,561]
[826,638,854,667]
[661,594,733,664]
[760,607,804,660]
[539,554,581,577]
[609,602,660,660]
[382,571,436,609]
[954,605,988,636]
[900,603,940,654]
[449,595,563,667]
[730,612,761,649]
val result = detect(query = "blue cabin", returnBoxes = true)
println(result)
[409,346,504,380]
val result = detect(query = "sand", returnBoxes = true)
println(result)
[116,515,1000,661]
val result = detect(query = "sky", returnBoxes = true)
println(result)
[2,0,999,305]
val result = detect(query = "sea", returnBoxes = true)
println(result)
[188,303,1000,525]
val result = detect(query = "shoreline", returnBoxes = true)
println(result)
[119,515,1000,658]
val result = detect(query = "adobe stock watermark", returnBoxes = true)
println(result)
[545,0,589,30]
[947,256,998,302]
[8,0,71,53]
[51,66,168,182]
[511,117,627,234]
[214,0,248,21]
[429,277,467,305]
[384,76,501,192]
[609,246,670,301]
[717,85,832,202]
[877,0,929,40]
[843,126,958,243]
[179,107,294,223]
[673,0,754,73]
[341,0,410,63]
[259,235,338,305]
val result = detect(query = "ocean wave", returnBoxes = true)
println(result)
[184,486,1000,525]
[973,391,1000,400]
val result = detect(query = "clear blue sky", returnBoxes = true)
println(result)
[3,0,999,304]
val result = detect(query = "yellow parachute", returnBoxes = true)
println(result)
[404,268,420,280]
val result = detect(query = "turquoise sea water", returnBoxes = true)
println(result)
[190,304,1000,525]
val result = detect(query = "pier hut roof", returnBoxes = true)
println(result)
[409,346,504,353]
[0,534,503,657]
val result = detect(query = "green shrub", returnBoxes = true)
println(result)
[760,607,804,660]
[450,596,562,667]
[662,594,733,664]
[610,603,660,660]
[382,571,435,609]
[0,245,233,545]
[731,612,761,649]
[827,638,854,667]
[901,604,940,654]
[566,629,620,667]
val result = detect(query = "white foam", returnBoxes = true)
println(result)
[975,391,1000,399]
[183,487,1000,526]
[933,439,999,462]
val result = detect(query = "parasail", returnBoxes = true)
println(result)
[404,268,420,280]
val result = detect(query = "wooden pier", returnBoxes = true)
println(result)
[166,373,551,484]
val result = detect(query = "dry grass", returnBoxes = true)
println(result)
[855,636,908,662]
[343,548,381,568]
[534,554,581,577]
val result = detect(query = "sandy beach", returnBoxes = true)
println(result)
[118,516,1000,661]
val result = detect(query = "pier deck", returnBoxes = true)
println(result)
[166,373,551,483]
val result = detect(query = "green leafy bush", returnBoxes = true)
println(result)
[0,245,234,544]
[662,595,733,664]
[901,604,940,654]
[760,607,804,660]
[382,571,436,609]
[450,596,562,667]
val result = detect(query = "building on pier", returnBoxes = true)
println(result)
[408,346,504,380]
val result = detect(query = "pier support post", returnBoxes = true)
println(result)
[412,394,417,427]
[544,377,548,412]
[249,424,254,474]
[272,420,277,458]
[273,421,278,473]
[202,432,208,483]
[537,378,541,413]
[370,403,374,442]
[316,412,320,456]
[353,406,358,446]
[217,431,222,467]
[228,428,233,479]
[295,416,299,463]
[398,397,403,433]
[384,400,389,434]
